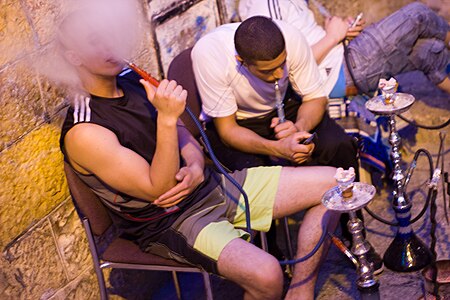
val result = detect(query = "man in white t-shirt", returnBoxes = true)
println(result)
[192,16,359,174]
[239,0,450,96]
[192,17,363,284]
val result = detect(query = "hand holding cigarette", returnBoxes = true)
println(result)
[345,13,365,41]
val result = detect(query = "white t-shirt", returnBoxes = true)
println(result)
[239,0,344,96]
[192,21,326,120]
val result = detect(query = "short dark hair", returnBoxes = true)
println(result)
[234,16,285,63]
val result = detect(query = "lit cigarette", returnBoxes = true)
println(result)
[350,12,363,28]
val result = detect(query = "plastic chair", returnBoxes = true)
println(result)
[167,47,294,262]
[64,162,213,300]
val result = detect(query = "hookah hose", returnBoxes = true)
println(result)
[429,186,439,298]
[125,61,256,235]
[183,106,253,239]
[436,132,448,224]
[128,62,331,264]
[427,133,444,299]
[187,88,329,265]
[397,114,450,130]
[364,148,434,226]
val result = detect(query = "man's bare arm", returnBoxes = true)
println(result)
[294,97,328,132]
[178,122,205,173]
[65,121,179,202]
[214,114,313,163]
[65,79,187,202]
[311,16,364,64]
[152,123,206,207]
[311,17,349,64]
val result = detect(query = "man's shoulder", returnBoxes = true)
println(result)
[273,20,309,57]
[68,122,114,140]
[273,19,303,37]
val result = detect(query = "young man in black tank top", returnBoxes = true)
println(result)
[58,2,341,299]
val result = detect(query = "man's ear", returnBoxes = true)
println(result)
[64,50,82,66]
[235,55,246,66]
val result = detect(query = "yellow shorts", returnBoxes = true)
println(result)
[193,166,282,261]
[145,166,282,274]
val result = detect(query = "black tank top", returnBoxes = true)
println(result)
[60,69,219,246]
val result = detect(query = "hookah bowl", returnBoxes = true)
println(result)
[365,87,432,272]
[322,169,380,299]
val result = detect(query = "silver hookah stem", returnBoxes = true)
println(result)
[275,80,286,123]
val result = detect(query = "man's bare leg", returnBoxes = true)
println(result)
[217,165,338,300]
[272,166,339,300]
[217,238,284,300]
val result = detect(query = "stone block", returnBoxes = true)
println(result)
[134,47,161,81]
[222,0,240,22]
[48,199,91,281]
[149,0,180,16]
[131,19,161,80]
[38,78,68,119]
[28,47,68,119]
[0,60,45,150]
[154,0,219,75]
[1,219,67,299]
[361,0,415,23]
[46,267,100,300]
[21,0,62,46]
[0,124,68,250]
[0,0,35,67]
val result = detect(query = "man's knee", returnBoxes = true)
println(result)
[402,2,433,21]
[248,257,284,297]
[403,2,429,14]
[410,39,448,85]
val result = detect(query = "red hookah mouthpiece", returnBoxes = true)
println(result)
[124,59,160,87]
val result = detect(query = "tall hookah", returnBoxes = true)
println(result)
[365,78,433,272]
[323,168,380,299]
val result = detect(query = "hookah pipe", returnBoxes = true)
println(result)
[363,79,443,272]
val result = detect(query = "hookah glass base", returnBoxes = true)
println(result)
[383,232,433,272]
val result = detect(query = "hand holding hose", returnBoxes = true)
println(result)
[140,79,187,122]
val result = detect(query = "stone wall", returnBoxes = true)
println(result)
[0,0,447,299]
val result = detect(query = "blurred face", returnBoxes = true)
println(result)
[241,50,287,83]
[66,28,125,77]
[60,6,138,78]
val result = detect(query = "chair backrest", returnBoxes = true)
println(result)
[64,162,112,236]
[167,47,202,138]
[64,162,184,265]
